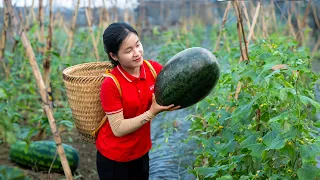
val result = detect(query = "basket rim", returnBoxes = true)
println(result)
[62,61,112,79]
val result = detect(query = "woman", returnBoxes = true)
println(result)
[96,22,180,180]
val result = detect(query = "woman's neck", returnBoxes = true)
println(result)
[121,65,140,78]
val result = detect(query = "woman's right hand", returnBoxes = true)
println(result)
[149,94,180,116]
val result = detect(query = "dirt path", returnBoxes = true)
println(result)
[0,129,99,180]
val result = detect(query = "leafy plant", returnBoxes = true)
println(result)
[188,35,320,179]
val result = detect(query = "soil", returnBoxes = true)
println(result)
[0,129,99,180]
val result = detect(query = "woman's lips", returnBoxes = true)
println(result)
[134,57,142,62]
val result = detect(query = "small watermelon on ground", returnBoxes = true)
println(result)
[155,47,220,109]
[9,140,79,174]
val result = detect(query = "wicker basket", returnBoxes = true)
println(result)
[62,62,113,143]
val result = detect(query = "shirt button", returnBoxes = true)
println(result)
[138,90,141,93]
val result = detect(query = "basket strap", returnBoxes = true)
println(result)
[92,114,108,137]
[144,60,157,79]
[103,72,122,97]
[92,72,122,138]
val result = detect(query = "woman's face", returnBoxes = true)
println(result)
[112,32,144,71]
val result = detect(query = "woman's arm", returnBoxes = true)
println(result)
[107,110,154,137]
[108,94,179,137]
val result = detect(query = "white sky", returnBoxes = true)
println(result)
[1,0,139,8]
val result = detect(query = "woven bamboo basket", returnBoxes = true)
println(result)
[62,62,113,143]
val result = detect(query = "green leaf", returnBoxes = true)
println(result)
[239,176,250,180]
[279,88,287,102]
[314,120,320,128]
[297,165,320,180]
[0,88,8,99]
[265,137,286,150]
[262,131,277,146]
[195,167,219,178]
[300,144,320,162]
[217,175,232,180]
[59,120,74,129]
[247,143,266,157]
[283,121,291,133]
[298,95,320,110]
[268,111,290,123]
[240,134,258,148]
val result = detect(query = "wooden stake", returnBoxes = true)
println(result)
[0,4,9,79]
[4,1,73,179]
[240,2,252,33]
[233,1,249,62]
[38,0,45,54]
[30,0,40,41]
[312,3,320,29]
[66,0,80,57]
[85,7,100,61]
[286,2,297,39]
[261,5,269,39]
[270,0,278,32]
[43,0,53,102]
[214,2,231,52]
[247,1,261,46]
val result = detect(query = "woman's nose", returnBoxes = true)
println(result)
[133,47,140,57]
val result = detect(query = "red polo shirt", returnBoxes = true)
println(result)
[96,60,162,162]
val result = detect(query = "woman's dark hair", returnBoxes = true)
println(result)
[102,22,138,67]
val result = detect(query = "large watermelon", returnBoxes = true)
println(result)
[155,47,220,108]
[9,140,79,174]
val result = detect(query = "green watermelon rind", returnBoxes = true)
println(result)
[155,47,220,108]
[8,140,79,174]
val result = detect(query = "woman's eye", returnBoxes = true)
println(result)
[126,49,131,53]
[136,43,140,47]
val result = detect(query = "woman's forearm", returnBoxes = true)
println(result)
[107,111,155,137]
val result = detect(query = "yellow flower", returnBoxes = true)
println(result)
[219,126,224,129]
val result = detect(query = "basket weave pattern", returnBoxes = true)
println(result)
[62,62,113,143]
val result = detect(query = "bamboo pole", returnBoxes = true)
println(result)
[261,5,268,39]
[0,4,9,79]
[43,0,53,102]
[85,6,100,61]
[287,4,297,39]
[4,1,73,179]
[214,2,231,52]
[312,3,320,29]
[66,0,80,57]
[240,2,252,32]
[296,0,312,45]
[24,0,30,30]
[30,0,40,41]
[247,1,261,45]
[270,0,278,32]
[232,0,250,100]
[232,1,249,62]
[38,0,45,54]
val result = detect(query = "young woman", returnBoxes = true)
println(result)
[96,22,180,180]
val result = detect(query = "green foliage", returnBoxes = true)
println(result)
[188,35,320,179]
[157,22,206,64]
[0,165,30,180]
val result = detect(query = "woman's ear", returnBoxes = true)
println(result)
[109,52,118,61]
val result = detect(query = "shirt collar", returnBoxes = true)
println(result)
[116,62,146,82]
